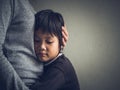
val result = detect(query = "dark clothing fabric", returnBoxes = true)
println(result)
[31,54,80,90]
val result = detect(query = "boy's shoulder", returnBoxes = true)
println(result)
[55,54,71,66]
[52,54,75,73]
[45,54,75,74]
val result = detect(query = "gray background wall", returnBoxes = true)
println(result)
[29,0,120,90]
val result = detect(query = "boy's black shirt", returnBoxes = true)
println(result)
[31,54,80,90]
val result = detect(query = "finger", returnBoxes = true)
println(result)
[62,26,69,37]
[62,31,68,42]
[62,26,69,42]
[62,37,66,47]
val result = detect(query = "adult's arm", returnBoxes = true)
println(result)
[0,0,29,90]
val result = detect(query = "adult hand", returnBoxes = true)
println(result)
[62,26,69,47]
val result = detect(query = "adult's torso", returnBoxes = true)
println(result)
[3,0,43,86]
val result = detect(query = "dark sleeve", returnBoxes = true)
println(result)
[0,0,29,90]
[31,67,65,90]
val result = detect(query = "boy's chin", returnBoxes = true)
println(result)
[38,58,50,62]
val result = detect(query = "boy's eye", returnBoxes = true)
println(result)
[46,40,53,44]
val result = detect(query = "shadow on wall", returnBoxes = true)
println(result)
[30,0,120,90]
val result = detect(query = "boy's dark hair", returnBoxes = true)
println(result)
[35,9,64,47]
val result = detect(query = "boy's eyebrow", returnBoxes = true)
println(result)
[46,34,54,38]
[34,35,54,39]
[46,36,53,40]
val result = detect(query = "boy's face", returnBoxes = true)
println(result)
[34,29,60,62]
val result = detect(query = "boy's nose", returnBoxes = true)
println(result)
[40,43,46,51]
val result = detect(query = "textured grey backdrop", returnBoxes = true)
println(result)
[29,0,120,90]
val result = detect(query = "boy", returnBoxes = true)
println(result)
[32,9,80,90]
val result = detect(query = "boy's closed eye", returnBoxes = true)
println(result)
[46,40,53,44]
[45,36,55,44]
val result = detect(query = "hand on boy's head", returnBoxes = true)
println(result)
[62,26,69,47]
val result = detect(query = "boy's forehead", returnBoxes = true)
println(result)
[35,31,54,38]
